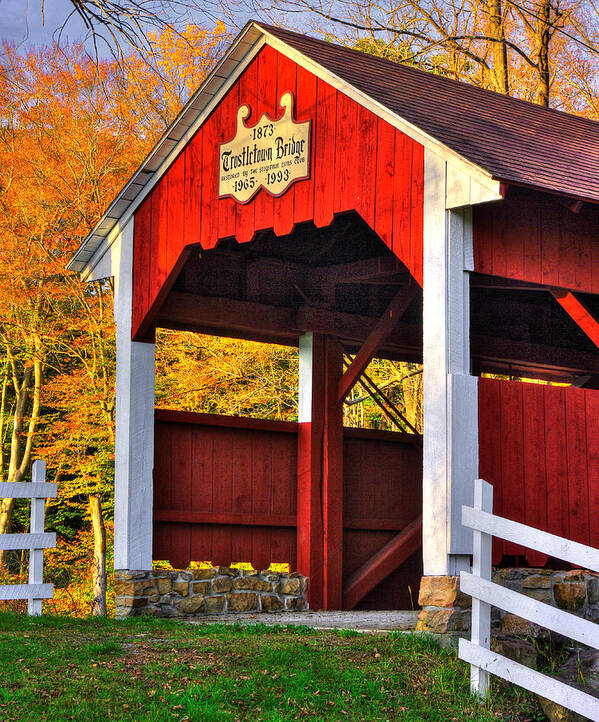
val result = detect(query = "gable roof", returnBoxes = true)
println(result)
[263,24,599,205]
[68,21,599,275]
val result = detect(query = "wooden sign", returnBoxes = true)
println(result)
[219,92,311,203]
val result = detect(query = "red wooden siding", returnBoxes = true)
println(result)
[153,410,298,570]
[132,44,425,339]
[473,188,599,294]
[478,378,599,566]
[153,410,422,608]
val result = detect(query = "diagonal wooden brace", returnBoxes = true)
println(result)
[551,289,599,349]
[342,515,423,610]
[337,279,418,403]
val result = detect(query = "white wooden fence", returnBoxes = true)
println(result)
[459,478,599,719]
[0,460,56,615]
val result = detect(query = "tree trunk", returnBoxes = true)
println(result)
[89,496,107,616]
[488,0,510,94]
[535,0,552,106]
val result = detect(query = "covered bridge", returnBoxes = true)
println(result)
[68,22,599,611]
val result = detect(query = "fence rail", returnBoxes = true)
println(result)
[0,460,56,615]
[459,478,599,720]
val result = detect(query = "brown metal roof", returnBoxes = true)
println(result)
[261,24,599,204]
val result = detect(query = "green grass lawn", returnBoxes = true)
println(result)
[0,613,544,721]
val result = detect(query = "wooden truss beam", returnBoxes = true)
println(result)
[342,515,423,610]
[337,280,418,403]
[551,290,599,349]
[157,293,599,376]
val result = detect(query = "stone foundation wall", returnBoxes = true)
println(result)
[417,568,599,636]
[115,567,308,619]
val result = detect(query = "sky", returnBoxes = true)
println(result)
[1,0,91,48]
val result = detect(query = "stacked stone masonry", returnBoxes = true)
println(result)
[115,567,308,619]
[417,569,599,636]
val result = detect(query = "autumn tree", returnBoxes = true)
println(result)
[0,22,230,576]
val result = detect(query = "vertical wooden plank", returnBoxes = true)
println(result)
[472,205,495,277]
[153,421,173,565]
[586,390,599,548]
[233,60,258,240]
[190,428,213,563]
[491,203,508,279]
[201,107,219,251]
[217,83,239,242]
[273,53,297,237]
[575,216,593,292]
[392,132,412,271]
[184,133,203,248]
[334,92,357,214]
[544,385,569,541]
[170,424,192,568]
[355,103,377,229]
[251,45,277,235]
[132,196,152,337]
[500,380,525,557]
[522,201,542,285]
[322,336,344,609]
[541,200,560,287]
[232,432,253,562]
[522,383,548,566]
[478,378,504,564]
[155,176,169,292]
[250,432,272,570]
[565,387,589,545]
[558,209,578,290]
[211,430,234,565]
[313,79,336,228]
[374,117,395,250]
[409,142,424,286]
[293,64,317,226]
[166,152,186,274]
[504,198,526,282]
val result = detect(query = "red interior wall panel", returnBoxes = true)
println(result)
[132,45,425,339]
[478,378,599,566]
[153,411,422,611]
[473,188,599,293]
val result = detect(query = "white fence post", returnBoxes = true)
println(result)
[28,460,47,616]
[470,478,493,698]
[0,461,56,614]
[459,477,599,719]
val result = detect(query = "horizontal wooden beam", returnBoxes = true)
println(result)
[0,482,57,499]
[156,293,298,342]
[343,515,422,610]
[0,583,54,601]
[154,510,296,528]
[0,532,56,551]
[156,293,599,376]
[155,408,298,434]
[472,334,599,376]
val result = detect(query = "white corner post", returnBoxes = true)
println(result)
[113,218,156,571]
[422,149,479,577]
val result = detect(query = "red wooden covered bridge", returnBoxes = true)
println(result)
[68,22,599,610]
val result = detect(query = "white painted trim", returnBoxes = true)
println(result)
[462,572,599,649]
[298,333,314,423]
[469,477,492,697]
[71,22,502,280]
[113,217,156,571]
[462,504,599,572]
[0,482,57,498]
[422,150,478,575]
[0,532,55,551]
[0,584,54,601]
